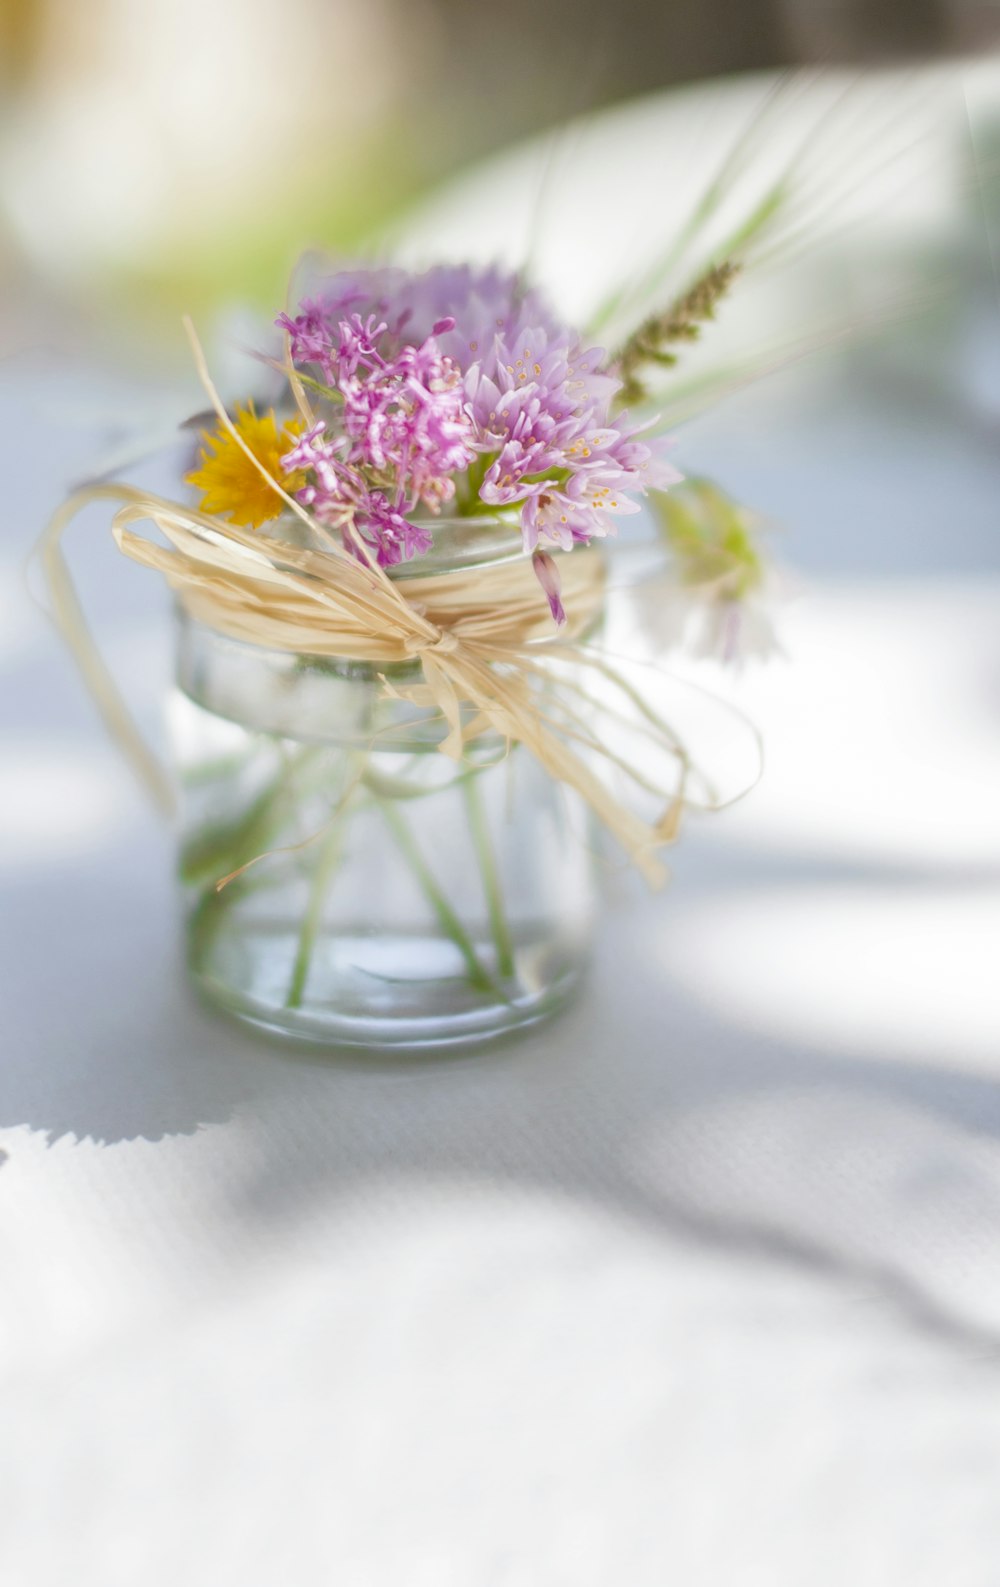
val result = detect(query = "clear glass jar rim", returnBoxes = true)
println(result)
[269,506,525,581]
[392,512,524,580]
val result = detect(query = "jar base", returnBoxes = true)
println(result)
[190,962,583,1052]
[187,921,587,1052]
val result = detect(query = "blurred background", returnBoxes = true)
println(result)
[2,3,1000,1584]
[0,0,998,348]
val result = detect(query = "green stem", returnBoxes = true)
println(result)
[376,796,503,997]
[179,744,326,887]
[183,743,333,985]
[454,450,499,514]
[462,772,515,979]
[284,805,350,1009]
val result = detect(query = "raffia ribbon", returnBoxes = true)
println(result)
[39,324,758,887]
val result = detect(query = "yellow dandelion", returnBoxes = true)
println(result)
[186,403,306,528]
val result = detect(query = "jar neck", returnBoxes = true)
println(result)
[266,508,524,580]
[175,606,482,749]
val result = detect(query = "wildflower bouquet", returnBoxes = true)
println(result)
[46,253,770,1049]
[193,264,684,621]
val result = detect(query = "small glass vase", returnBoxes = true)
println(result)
[169,531,597,1050]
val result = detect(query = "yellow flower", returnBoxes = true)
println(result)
[186,403,305,528]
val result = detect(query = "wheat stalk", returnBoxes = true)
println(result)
[614,261,741,408]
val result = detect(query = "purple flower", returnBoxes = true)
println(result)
[467,325,680,553]
[336,313,388,379]
[336,318,476,513]
[280,426,434,569]
[280,385,452,570]
[531,549,566,626]
[286,265,566,382]
[279,311,476,558]
[276,300,338,383]
[281,421,349,517]
[354,492,434,568]
[275,263,684,612]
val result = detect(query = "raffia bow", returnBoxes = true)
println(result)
[40,325,761,888]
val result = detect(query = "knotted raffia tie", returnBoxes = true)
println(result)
[38,326,759,888]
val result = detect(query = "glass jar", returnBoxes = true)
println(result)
[169,524,598,1050]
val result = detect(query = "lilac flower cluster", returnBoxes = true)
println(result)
[275,265,680,618]
[277,311,474,569]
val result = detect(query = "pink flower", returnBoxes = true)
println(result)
[276,264,684,611]
[354,492,434,568]
[531,549,566,626]
[276,301,337,383]
[467,326,680,554]
[279,314,477,564]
